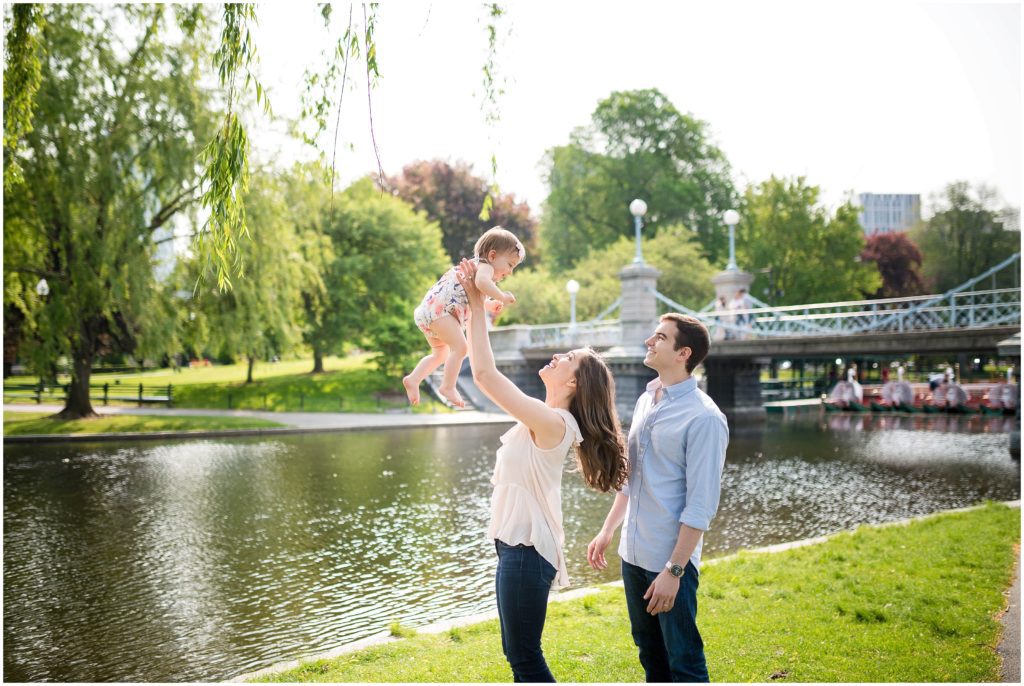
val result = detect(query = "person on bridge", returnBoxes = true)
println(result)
[404,227,523,408]
[455,258,628,683]
[587,313,729,682]
[713,296,729,341]
[730,288,751,340]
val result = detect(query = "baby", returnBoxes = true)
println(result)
[403,227,523,407]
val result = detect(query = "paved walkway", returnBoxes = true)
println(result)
[3,403,514,442]
[999,546,1021,682]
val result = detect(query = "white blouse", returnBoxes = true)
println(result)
[487,408,582,590]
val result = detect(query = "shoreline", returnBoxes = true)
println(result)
[3,403,515,443]
[227,500,1022,683]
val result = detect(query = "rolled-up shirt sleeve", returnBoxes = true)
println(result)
[678,413,729,531]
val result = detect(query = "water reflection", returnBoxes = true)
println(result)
[4,414,1018,681]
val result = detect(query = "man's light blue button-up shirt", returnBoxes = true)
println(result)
[618,375,729,574]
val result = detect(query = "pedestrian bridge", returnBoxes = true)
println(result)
[487,252,1020,421]
[491,252,1021,359]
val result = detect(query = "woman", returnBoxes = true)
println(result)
[456,259,627,682]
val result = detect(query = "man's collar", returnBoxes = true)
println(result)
[646,376,697,399]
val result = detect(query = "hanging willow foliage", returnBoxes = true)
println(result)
[2,3,46,191]
[4,3,506,290]
[301,3,382,210]
[479,3,506,222]
[196,3,273,291]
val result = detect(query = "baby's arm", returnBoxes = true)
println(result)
[474,262,514,303]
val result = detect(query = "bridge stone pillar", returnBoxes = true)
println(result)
[711,268,754,302]
[703,356,767,422]
[595,262,662,422]
[616,262,661,355]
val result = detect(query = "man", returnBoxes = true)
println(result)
[587,313,729,682]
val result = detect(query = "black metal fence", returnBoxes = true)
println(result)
[3,383,173,407]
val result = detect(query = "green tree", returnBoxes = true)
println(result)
[4,5,507,287]
[2,4,218,417]
[2,3,45,190]
[382,159,537,264]
[305,177,448,376]
[540,88,736,271]
[736,176,881,306]
[500,229,716,325]
[910,182,1020,292]
[182,168,313,383]
[490,265,568,325]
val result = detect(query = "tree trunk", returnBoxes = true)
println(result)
[246,355,255,384]
[4,306,24,379]
[58,348,97,419]
[312,348,325,374]
[43,361,59,386]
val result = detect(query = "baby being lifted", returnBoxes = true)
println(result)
[403,226,523,408]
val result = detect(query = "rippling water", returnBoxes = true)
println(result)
[3,413,1019,681]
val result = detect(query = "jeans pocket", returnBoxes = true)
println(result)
[538,554,556,586]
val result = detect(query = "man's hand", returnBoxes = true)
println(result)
[586,530,613,570]
[643,571,680,615]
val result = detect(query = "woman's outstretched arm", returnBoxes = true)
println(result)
[457,259,564,447]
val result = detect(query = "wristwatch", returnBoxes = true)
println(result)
[665,561,684,578]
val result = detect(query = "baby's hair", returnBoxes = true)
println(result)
[474,226,525,262]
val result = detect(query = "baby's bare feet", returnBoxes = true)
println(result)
[439,385,465,408]
[402,375,420,405]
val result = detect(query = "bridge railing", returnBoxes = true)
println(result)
[489,320,623,353]
[491,253,1020,348]
[654,286,1021,339]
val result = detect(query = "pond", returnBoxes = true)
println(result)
[3,412,1019,682]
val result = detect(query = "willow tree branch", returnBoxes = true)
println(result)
[329,5,354,212]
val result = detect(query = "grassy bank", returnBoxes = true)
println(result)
[3,412,284,435]
[4,354,449,414]
[253,503,1019,682]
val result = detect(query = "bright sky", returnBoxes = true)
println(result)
[248,0,1022,218]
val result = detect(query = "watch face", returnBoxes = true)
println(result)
[670,564,684,577]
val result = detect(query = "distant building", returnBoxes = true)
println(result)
[857,193,921,235]
[997,207,1020,233]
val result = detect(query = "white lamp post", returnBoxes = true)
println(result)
[35,278,49,297]
[723,209,740,270]
[629,198,648,263]
[566,279,580,333]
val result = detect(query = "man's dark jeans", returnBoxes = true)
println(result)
[495,539,557,682]
[622,559,708,683]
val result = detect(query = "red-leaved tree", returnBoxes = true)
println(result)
[860,232,928,298]
[381,160,537,265]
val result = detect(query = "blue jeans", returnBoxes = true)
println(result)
[495,539,557,682]
[622,559,708,682]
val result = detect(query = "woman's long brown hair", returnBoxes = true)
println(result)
[569,350,628,493]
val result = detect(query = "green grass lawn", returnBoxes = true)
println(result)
[252,503,1020,683]
[3,411,285,435]
[7,355,354,387]
[4,354,450,414]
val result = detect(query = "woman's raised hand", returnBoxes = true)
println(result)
[457,258,484,309]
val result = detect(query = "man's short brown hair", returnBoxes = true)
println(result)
[660,313,710,373]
